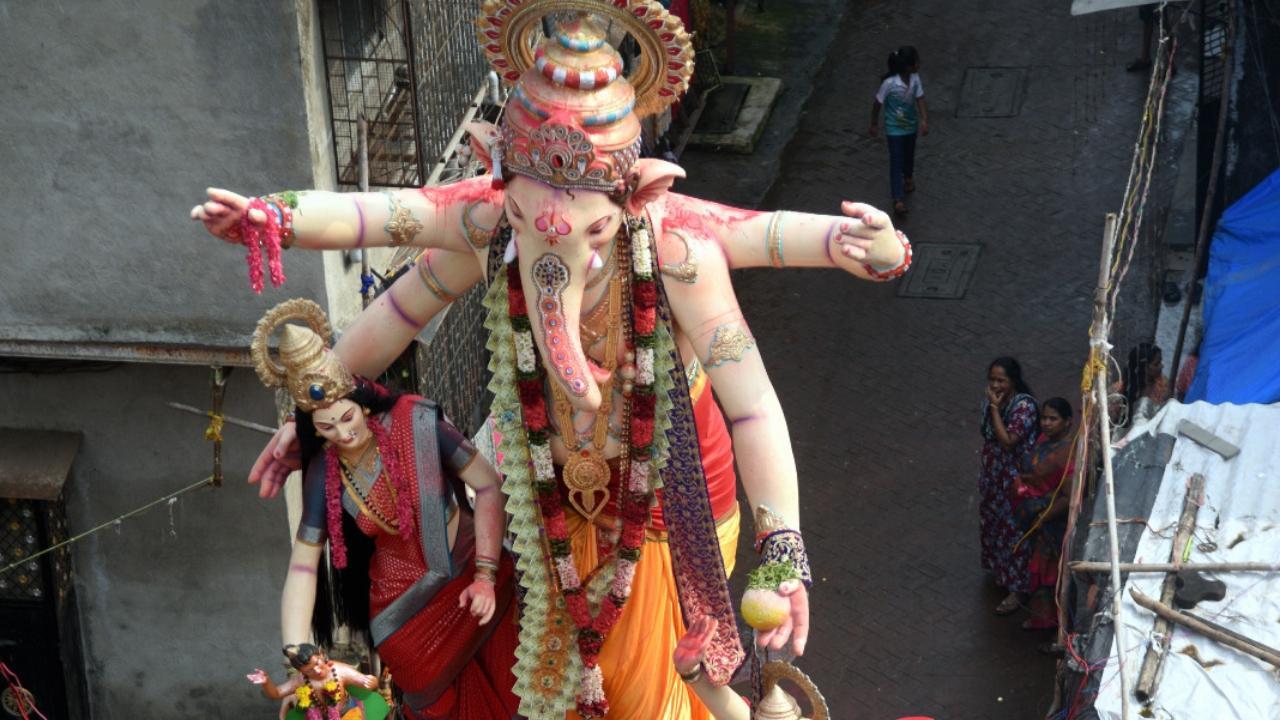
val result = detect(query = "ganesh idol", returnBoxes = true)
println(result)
[192,2,911,718]
[249,299,519,719]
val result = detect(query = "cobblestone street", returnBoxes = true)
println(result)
[679,1,1161,717]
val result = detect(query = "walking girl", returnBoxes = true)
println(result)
[869,46,929,215]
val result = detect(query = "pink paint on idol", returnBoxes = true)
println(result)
[531,253,588,397]
[418,175,504,207]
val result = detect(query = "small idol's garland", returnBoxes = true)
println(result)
[294,673,346,720]
[504,213,660,717]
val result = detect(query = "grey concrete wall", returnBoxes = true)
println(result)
[0,364,289,718]
[0,0,331,350]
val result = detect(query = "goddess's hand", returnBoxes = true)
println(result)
[189,187,269,244]
[460,579,497,625]
[755,579,810,656]
[249,422,300,499]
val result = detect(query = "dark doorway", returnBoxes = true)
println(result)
[0,498,81,720]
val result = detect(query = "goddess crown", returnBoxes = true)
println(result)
[250,299,355,413]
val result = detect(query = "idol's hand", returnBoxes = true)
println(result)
[755,579,810,655]
[249,423,300,499]
[360,674,378,690]
[828,201,896,271]
[189,187,270,244]
[459,579,497,625]
[673,616,718,675]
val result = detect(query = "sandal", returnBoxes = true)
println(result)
[892,200,908,215]
[995,593,1021,616]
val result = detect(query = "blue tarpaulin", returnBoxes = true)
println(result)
[1185,169,1280,405]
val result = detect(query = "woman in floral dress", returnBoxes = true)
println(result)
[979,357,1039,615]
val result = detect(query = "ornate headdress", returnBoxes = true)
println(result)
[250,299,355,412]
[476,0,694,192]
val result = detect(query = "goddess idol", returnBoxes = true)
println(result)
[249,299,519,719]
[193,2,911,718]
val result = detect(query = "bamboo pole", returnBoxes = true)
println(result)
[1134,474,1207,703]
[1090,212,1131,719]
[165,402,276,436]
[1070,560,1280,574]
[1131,588,1280,668]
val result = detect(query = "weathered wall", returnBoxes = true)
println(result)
[0,0,331,351]
[0,364,289,718]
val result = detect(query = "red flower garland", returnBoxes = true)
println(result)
[506,216,661,718]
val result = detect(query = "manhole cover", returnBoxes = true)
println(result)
[694,83,751,135]
[896,243,982,299]
[957,67,1027,118]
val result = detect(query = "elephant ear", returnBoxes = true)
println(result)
[465,121,501,173]
[626,159,686,215]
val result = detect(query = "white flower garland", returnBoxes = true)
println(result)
[529,442,555,484]
[636,347,655,386]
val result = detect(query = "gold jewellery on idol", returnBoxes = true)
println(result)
[251,299,356,412]
[550,271,623,522]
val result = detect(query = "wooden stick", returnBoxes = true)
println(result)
[1130,588,1280,668]
[1070,560,1280,574]
[1135,474,1206,704]
[1090,212,1131,718]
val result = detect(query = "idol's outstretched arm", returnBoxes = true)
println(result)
[190,176,502,253]
[665,236,810,657]
[659,194,910,281]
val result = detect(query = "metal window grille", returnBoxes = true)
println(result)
[320,0,489,189]
[1199,0,1229,103]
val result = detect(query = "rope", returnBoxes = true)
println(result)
[0,662,48,720]
[0,476,214,576]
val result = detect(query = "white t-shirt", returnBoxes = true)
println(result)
[875,74,925,135]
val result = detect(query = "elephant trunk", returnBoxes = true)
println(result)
[521,249,611,412]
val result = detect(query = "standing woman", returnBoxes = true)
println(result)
[1013,397,1076,632]
[980,357,1039,615]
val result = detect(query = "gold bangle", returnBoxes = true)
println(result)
[474,566,497,584]
[417,251,462,302]
[766,212,785,268]
[460,202,496,250]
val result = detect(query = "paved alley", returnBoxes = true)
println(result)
[679,1,1162,717]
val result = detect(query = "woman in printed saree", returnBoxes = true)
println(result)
[251,299,518,720]
[980,356,1039,616]
[1012,397,1075,632]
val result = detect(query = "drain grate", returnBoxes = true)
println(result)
[956,67,1028,118]
[896,243,982,299]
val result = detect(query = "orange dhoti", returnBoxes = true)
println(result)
[563,370,740,720]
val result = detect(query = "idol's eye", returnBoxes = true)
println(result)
[588,217,612,235]
[508,200,525,220]
[341,409,354,422]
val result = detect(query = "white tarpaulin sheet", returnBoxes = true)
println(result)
[1095,401,1280,719]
